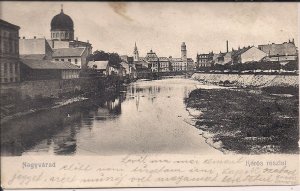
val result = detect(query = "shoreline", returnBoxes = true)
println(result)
[184,84,299,154]
[0,96,89,125]
[185,107,232,154]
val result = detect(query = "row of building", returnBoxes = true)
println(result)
[117,42,195,77]
[196,40,298,68]
[1,6,137,85]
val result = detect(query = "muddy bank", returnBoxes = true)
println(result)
[185,88,299,154]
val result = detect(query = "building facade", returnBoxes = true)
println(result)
[131,42,194,74]
[258,40,298,64]
[20,59,80,81]
[19,37,53,60]
[52,47,90,68]
[0,19,20,83]
[196,52,213,67]
[232,46,267,64]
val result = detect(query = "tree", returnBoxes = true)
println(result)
[89,50,122,68]
[108,52,122,68]
[92,50,109,61]
[283,61,298,71]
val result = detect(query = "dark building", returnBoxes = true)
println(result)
[196,52,213,68]
[20,59,80,81]
[0,19,20,83]
[50,5,74,41]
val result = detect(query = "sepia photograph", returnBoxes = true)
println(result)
[0,1,299,189]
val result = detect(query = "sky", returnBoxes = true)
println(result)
[1,2,298,59]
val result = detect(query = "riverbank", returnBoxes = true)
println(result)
[0,96,88,124]
[0,76,126,124]
[192,73,299,87]
[185,87,299,154]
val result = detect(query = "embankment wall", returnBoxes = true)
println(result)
[192,73,299,87]
[0,77,105,100]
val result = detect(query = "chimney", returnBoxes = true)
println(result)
[226,40,229,53]
[34,36,36,39]
[76,37,78,41]
[87,40,89,43]
[23,36,25,39]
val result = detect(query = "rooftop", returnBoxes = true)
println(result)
[0,19,20,30]
[21,58,80,70]
[87,60,109,70]
[52,47,85,57]
[20,54,47,60]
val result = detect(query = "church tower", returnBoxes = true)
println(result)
[181,42,187,61]
[133,42,139,61]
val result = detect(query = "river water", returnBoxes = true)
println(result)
[1,78,223,156]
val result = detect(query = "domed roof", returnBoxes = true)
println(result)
[51,9,74,31]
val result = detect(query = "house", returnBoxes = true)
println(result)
[52,47,89,68]
[158,57,171,72]
[196,52,213,67]
[187,58,195,70]
[20,58,80,81]
[129,65,137,79]
[87,60,110,76]
[232,46,267,64]
[134,60,151,79]
[118,64,126,77]
[121,61,137,80]
[258,41,298,64]
[145,49,159,72]
[0,19,20,83]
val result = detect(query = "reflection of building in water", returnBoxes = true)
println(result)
[148,86,161,97]
[94,97,122,121]
[136,94,140,111]
[51,124,78,155]
[107,98,121,115]
[1,103,82,156]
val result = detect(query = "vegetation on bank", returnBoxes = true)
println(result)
[185,87,299,154]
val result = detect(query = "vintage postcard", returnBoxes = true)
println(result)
[0,1,299,189]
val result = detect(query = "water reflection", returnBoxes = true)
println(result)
[1,91,123,156]
[1,78,222,156]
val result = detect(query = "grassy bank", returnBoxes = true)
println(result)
[185,87,299,154]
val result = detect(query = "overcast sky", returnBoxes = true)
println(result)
[1,2,298,59]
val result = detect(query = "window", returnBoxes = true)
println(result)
[61,59,64,61]
[55,59,59,61]
[68,59,71,62]
[75,59,78,64]
[10,63,13,73]
[4,63,7,74]
[10,77,13,82]
[15,63,18,73]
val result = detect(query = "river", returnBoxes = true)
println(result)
[1,78,223,156]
